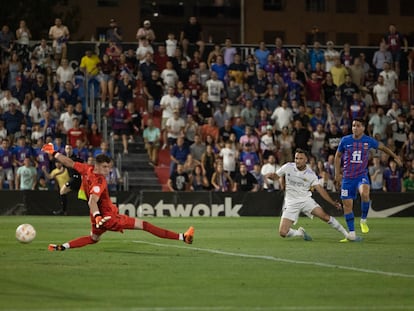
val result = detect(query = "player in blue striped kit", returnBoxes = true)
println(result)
[334,118,402,242]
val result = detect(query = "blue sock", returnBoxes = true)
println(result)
[361,201,370,220]
[345,212,355,232]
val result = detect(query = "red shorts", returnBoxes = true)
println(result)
[90,213,136,235]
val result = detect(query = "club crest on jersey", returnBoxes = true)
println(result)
[364,143,369,149]
[93,186,101,193]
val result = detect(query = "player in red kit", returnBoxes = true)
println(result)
[42,143,194,251]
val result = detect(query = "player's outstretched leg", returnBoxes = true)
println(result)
[48,235,98,251]
[140,220,195,244]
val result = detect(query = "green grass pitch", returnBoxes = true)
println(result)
[1,216,414,311]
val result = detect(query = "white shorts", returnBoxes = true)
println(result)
[0,168,14,181]
[281,198,318,224]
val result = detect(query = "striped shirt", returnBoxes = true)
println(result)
[337,134,379,178]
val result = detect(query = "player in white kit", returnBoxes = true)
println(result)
[276,149,350,241]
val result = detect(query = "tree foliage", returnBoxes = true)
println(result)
[0,0,80,40]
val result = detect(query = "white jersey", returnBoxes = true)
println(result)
[276,162,319,201]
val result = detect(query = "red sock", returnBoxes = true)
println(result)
[68,236,97,248]
[142,221,179,240]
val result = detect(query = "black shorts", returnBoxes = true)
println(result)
[113,129,129,136]
[65,174,82,191]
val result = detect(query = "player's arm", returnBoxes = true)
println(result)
[41,143,75,169]
[334,150,343,184]
[88,193,100,217]
[378,143,403,167]
[314,184,342,210]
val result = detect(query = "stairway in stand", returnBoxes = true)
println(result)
[113,137,162,191]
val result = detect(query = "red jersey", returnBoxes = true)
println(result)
[73,162,117,215]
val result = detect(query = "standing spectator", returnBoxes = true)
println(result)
[115,73,134,104]
[324,41,339,73]
[372,42,393,78]
[293,119,311,153]
[143,118,160,166]
[254,41,270,69]
[190,134,206,162]
[330,58,348,87]
[308,41,324,71]
[0,24,15,62]
[204,71,224,111]
[232,162,258,192]
[106,18,122,44]
[97,54,116,108]
[42,161,70,215]
[48,18,70,64]
[79,48,100,100]
[305,71,323,110]
[15,157,37,190]
[143,70,164,114]
[210,55,228,83]
[373,75,391,110]
[3,102,25,137]
[339,43,354,68]
[32,38,53,69]
[160,86,181,148]
[136,20,156,46]
[180,16,204,58]
[59,103,77,137]
[369,156,385,192]
[348,57,365,88]
[382,24,408,76]
[166,109,185,147]
[383,159,403,192]
[221,37,237,67]
[67,117,86,148]
[15,20,32,66]
[389,113,409,154]
[106,100,131,154]
[270,99,293,132]
[0,139,15,189]
[160,60,179,89]
[272,37,291,66]
[56,58,74,93]
[219,140,238,178]
[379,61,398,93]
[170,137,190,176]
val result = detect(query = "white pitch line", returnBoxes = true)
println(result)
[132,240,414,279]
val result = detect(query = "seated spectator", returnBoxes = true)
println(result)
[167,163,189,192]
[261,154,280,192]
[190,164,209,191]
[239,142,260,172]
[317,170,336,192]
[143,118,161,166]
[232,162,258,192]
[107,159,122,192]
[250,163,264,191]
[211,161,233,192]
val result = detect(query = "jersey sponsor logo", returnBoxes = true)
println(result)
[368,202,414,218]
[118,197,242,217]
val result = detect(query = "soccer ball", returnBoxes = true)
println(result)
[16,224,36,243]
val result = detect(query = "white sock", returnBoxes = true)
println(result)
[179,233,184,241]
[328,216,348,237]
[62,242,70,249]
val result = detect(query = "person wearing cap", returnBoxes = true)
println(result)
[402,169,414,192]
[324,41,339,73]
[136,20,156,46]
[106,18,122,44]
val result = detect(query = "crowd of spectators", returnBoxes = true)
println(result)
[0,17,414,194]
